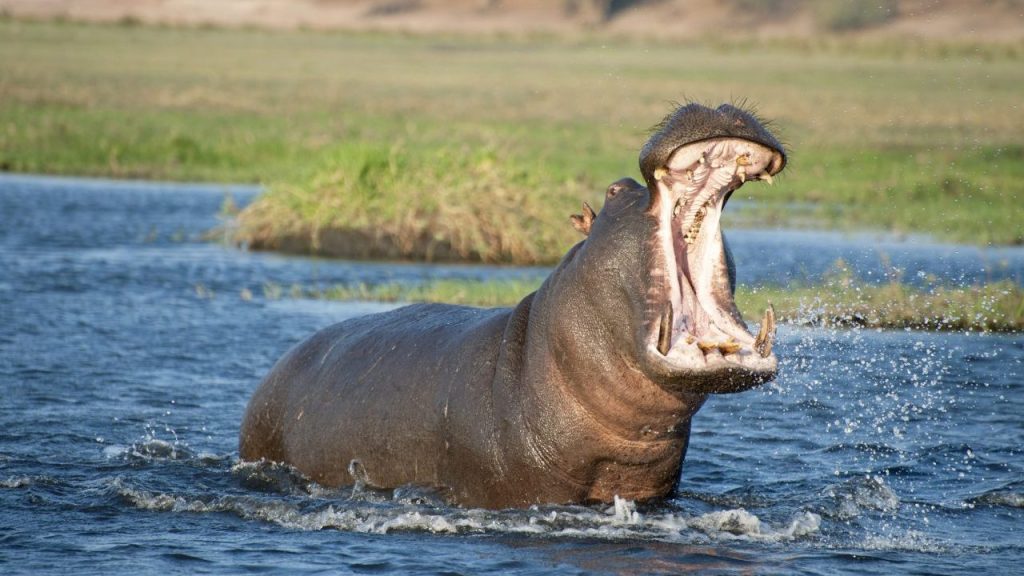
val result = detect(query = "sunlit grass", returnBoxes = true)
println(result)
[233,142,586,263]
[737,280,1024,333]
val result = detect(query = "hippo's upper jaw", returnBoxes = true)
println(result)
[637,104,786,394]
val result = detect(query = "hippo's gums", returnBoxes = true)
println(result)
[240,103,787,508]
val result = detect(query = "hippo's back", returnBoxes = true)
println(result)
[239,302,513,489]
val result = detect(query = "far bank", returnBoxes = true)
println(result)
[2,19,1022,262]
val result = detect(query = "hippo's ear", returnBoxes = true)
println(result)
[569,202,597,237]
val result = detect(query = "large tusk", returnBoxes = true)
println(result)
[753,304,776,358]
[657,306,673,356]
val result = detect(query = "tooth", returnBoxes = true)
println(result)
[685,169,694,181]
[754,304,776,358]
[762,172,774,186]
[657,306,673,355]
[685,206,707,245]
[736,154,751,166]
[697,341,718,354]
[737,166,746,182]
[654,168,667,181]
[718,340,741,355]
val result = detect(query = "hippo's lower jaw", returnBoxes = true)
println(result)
[642,136,784,394]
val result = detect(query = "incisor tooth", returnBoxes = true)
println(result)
[754,304,776,358]
[718,341,741,355]
[697,341,718,354]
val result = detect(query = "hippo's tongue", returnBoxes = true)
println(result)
[652,137,781,359]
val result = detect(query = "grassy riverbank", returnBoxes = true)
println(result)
[254,278,1024,333]
[2,19,1023,261]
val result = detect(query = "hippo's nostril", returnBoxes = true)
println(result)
[606,183,624,199]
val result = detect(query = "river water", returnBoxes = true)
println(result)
[1,174,1021,575]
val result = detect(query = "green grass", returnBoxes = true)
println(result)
[254,277,1024,333]
[1,19,1023,259]
[233,141,587,263]
[738,280,1024,333]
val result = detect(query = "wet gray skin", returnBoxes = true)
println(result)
[239,103,787,508]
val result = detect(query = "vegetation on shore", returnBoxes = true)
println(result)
[1,19,1022,263]
[254,277,1024,333]
[232,142,586,263]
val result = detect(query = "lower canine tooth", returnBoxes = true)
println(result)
[762,173,774,186]
[657,307,673,356]
[754,305,776,358]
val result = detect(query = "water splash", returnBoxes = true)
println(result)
[109,473,819,543]
[861,531,948,554]
[820,475,900,519]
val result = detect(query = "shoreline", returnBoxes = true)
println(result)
[1,171,1019,333]
[253,278,1024,334]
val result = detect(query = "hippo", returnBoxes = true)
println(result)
[240,103,787,508]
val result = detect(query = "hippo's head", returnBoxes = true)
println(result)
[569,103,785,395]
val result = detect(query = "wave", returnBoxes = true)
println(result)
[108,475,820,543]
[230,459,344,497]
[968,487,1024,509]
[1,475,58,489]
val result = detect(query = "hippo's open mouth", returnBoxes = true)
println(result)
[644,136,784,390]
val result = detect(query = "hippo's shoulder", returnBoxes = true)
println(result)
[305,302,510,348]
[340,302,508,329]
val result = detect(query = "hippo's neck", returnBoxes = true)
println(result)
[492,246,706,504]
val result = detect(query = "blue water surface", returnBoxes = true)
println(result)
[1,174,1021,575]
